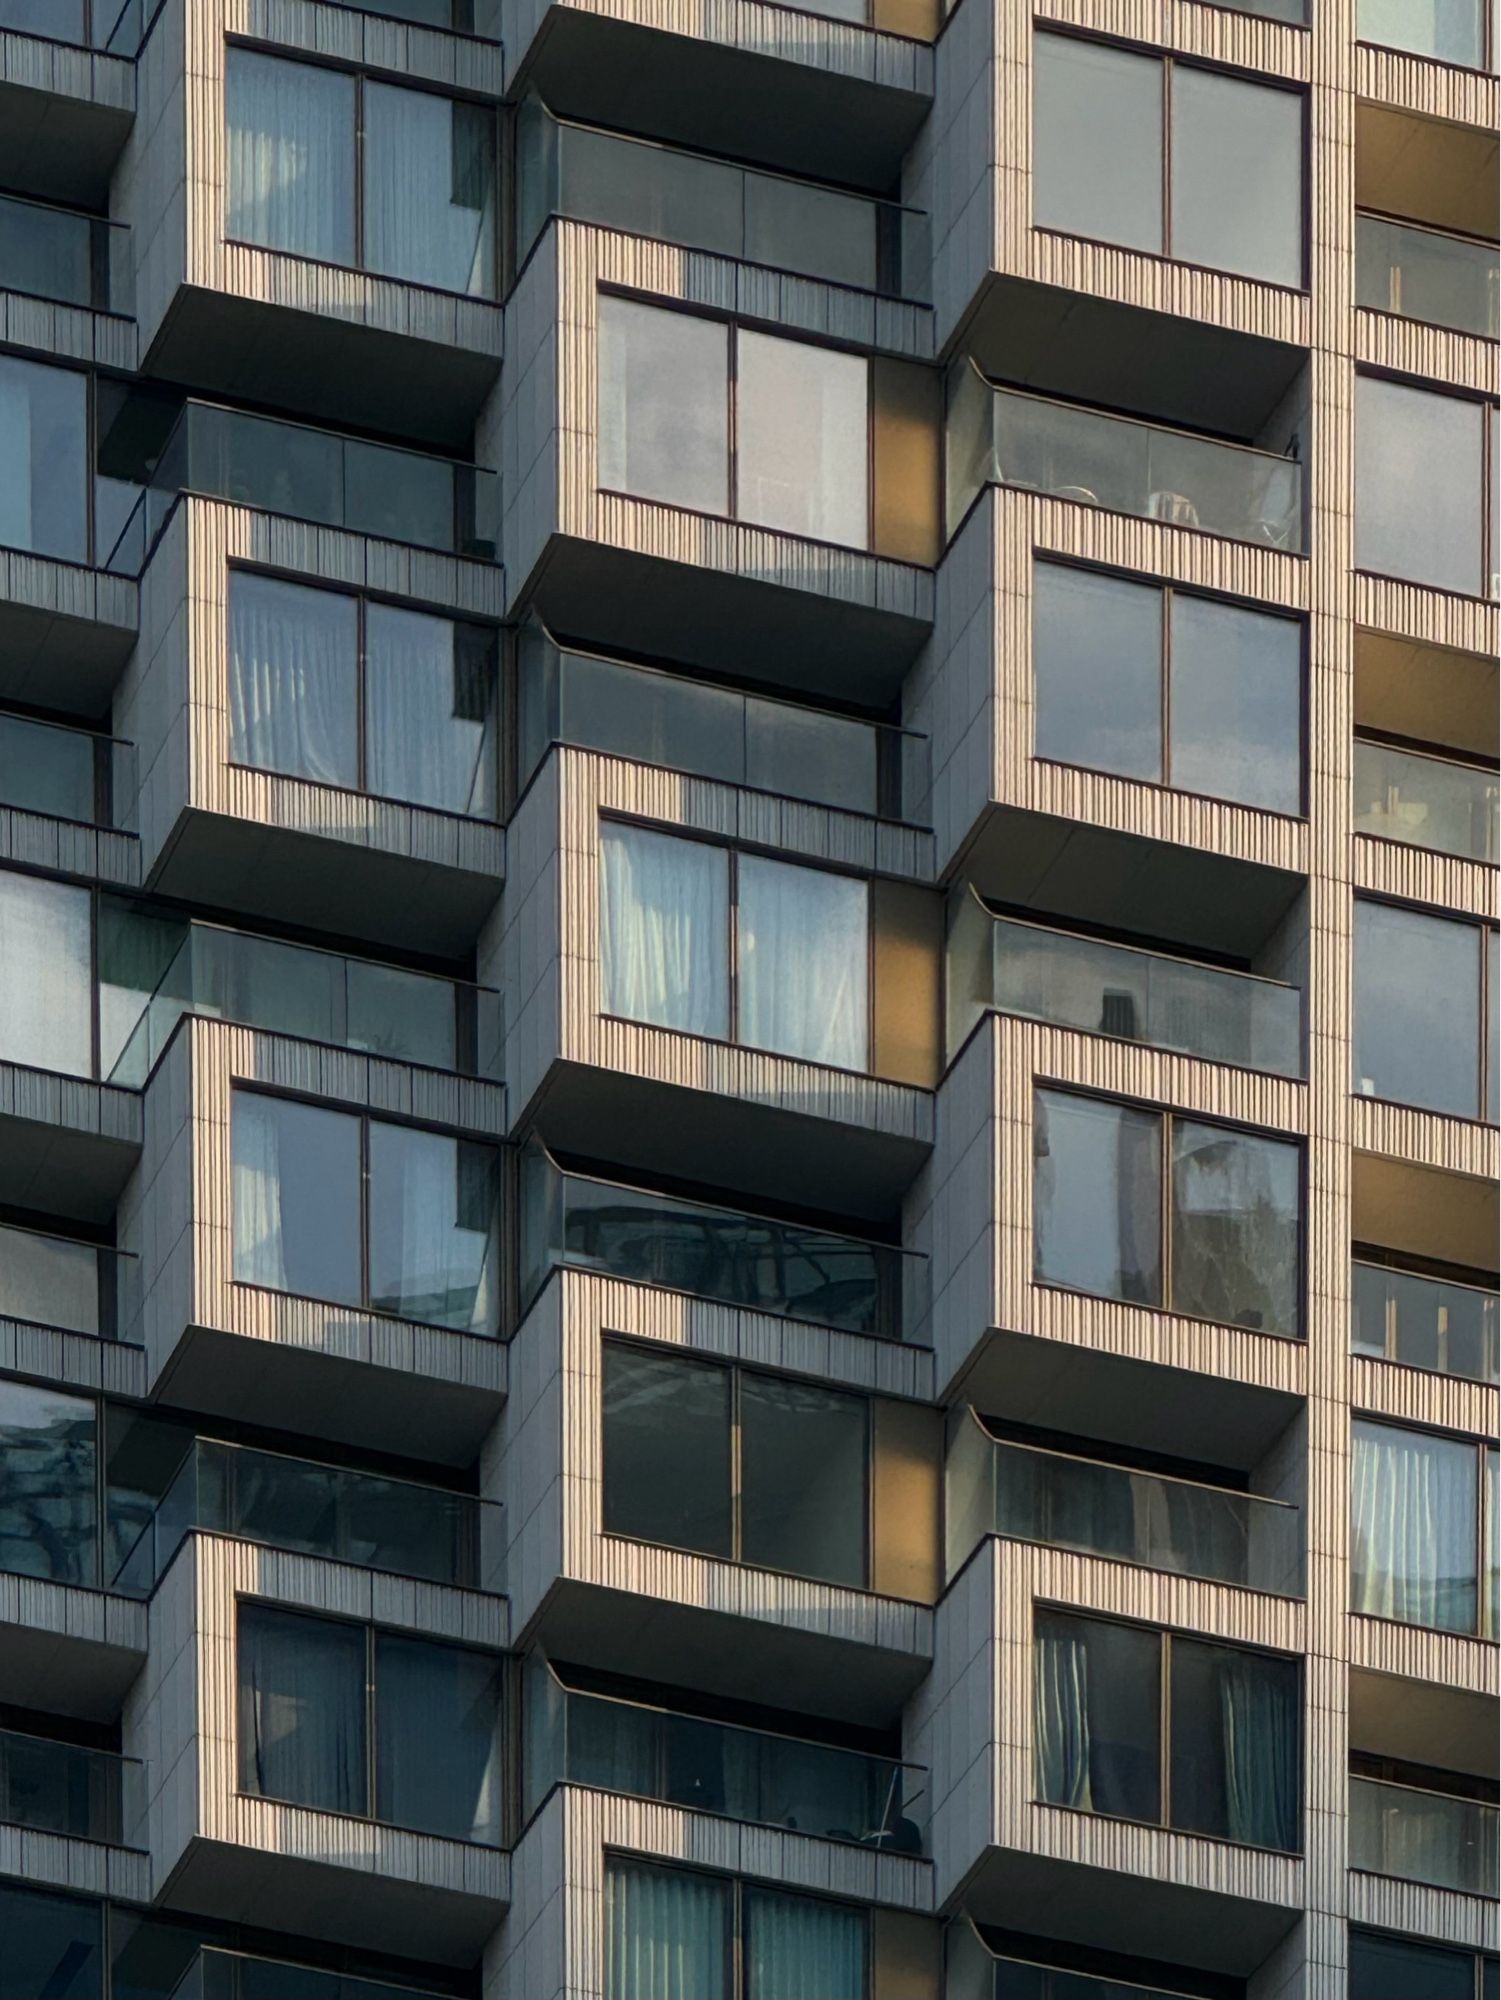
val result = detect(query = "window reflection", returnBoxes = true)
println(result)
[1356,377,1488,597]
[0,1379,96,1586]
[1353,900,1488,1118]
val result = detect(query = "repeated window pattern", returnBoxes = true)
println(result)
[1353,900,1497,1121]
[1351,1418,1498,1637]
[1356,376,1499,599]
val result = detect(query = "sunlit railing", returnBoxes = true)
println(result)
[0,192,131,313]
[944,1411,1304,1595]
[0,712,135,831]
[1357,0,1492,69]
[111,1438,502,1597]
[167,1946,452,2000]
[1357,214,1499,338]
[521,1143,925,1340]
[107,922,502,1088]
[0,1218,136,1341]
[946,362,1304,552]
[1353,737,1498,863]
[1352,1259,1499,1385]
[1350,1774,1498,1896]
[0,1726,143,1846]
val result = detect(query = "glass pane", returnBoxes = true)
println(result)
[1033,562,1163,782]
[231,1092,362,1307]
[374,1633,502,1843]
[605,1858,730,2000]
[1034,1609,1161,1822]
[225,50,355,263]
[1352,738,1498,864]
[1348,1931,1479,2000]
[559,650,744,786]
[192,406,344,527]
[364,84,495,296]
[1170,1120,1301,1335]
[343,959,456,1069]
[743,172,879,293]
[237,1604,366,1813]
[1356,376,1485,596]
[0,352,88,561]
[1354,901,1483,1117]
[1033,34,1163,254]
[228,572,358,788]
[1170,68,1303,287]
[365,606,497,816]
[1169,596,1301,814]
[562,122,743,261]
[0,0,87,31]
[0,867,92,1077]
[0,1882,102,2000]
[0,1222,98,1335]
[0,714,96,822]
[745,1888,865,2000]
[602,1343,732,1557]
[0,1379,95,1585]
[343,438,455,549]
[1169,1637,1299,1849]
[598,295,729,514]
[599,822,730,1038]
[735,329,868,548]
[367,1124,498,1333]
[736,854,869,1069]
[1350,1773,1498,1894]
[0,196,92,308]
[739,1373,866,1586]
[744,697,879,816]
[193,928,343,1045]
[1033,1089,1162,1305]
[1351,1419,1478,1632]
[1356,0,1484,66]
[1356,214,1500,340]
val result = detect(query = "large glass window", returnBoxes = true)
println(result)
[225,50,497,296]
[1354,901,1492,1119]
[0,712,98,823]
[1033,33,1304,286]
[736,854,868,1070]
[1350,1931,1492,2000]
[0,1379,96,1586]
[0,868,93,1078]
[598,295,729,514]
[602,1342,867,1588]
[1356,377,1490,597]
[599,821,731,1039]
[0,1882,102,2000]
[1351,1419,1494,1636]
[230,1091,500,1333]
[736,330,868,546]
[1357,0,1489,70]
[0,1221,100,1335]
[1035,1609,1300,1851]
[1033,561,1302,814]
[0,352,89,561]
[227,572,499,816]
[1034,1088,1302,1335]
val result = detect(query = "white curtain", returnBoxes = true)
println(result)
[365,603,496,815]
[1351,1421,1477,1631]
[0,868,92,1078]
[736,854,867,1069]
[368,1124,495,1333]
[1219,1654,1298,1851]
[363,83,496,297]
[228,573,357,786]
[238,1605,365,1814]
[225,50,354,263]
[746,1888,865,2000]
[605,1859,729,2000]
[1034,1621,1093,1810]
[231,1092,287,1290]
[599,824,729,1039]
[0,363,32,552]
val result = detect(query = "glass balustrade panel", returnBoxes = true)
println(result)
[0,1729,131,1843]
[1352,1261,1499,1383]
[1353,738,1498,863]
[1357,216,1500,338]
[1349,1775,1499,1895]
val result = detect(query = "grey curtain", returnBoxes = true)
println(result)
[237,1606,364,1814]
[225,50,354,263]
[605,1859,729,2000]
[1219,1654,1298,1850]
[745,1888,865,2000]
[364,604,496,817]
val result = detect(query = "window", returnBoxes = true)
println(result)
[237,1603,502,1842]
[604,1859,868,2000]
[602,1342,868,1588]
[1034,1609,1300,1850]
[0,353,88,562]
[0,1882,102,2000]
[225,50,497,296]
[599,822,871,1071]
[1357,0,1490,70]
[597,294,872,549]
[1353,901,1494,1120]
[1356,377,1494,598]
[1350,1932,1497,2000]
[227,572,499,816]
[230,1091,500,1334]
[1033,33,1304,286]
[0,1379,96,1586]
[1033,562,1303,814]
[1033,1089,1301,1335]
[0,868,93,1078]
[1351,1419,1497,1636]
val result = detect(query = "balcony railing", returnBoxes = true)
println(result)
[0,1218,136,1341]
[524,1659,927,1850]
[1357,214,1499,338]
[1353,737,1498,863]
[521,1144,925,1340]
[517,624,928,822]
[517,96,930,301]
[1357,0,1492,69]
[1352,1259,1499,1385]
[0,1726,143,1846]
[111,1438,502,1597]
[1350,1774,1498,1896]
[0,192,131,314]
[945,1411,1304,1596]
[103,399,498,575]
[168,1947,453,2000]
[0,712,135,831]
[946,362,1305,553]
[947,1920,1197,2000]
[947,893,1303,1078]
[107,921,502,1089]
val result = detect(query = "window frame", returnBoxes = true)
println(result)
[1031,27,1309,290]
[1350,1413,1498,1639]
[1031,1603,1304,1854]
[223,40,502,300]
[600,1335,873,1591]
[1348,1927,1500,2000]
[1353,370,1499,602]
[1352,895,1497,1123]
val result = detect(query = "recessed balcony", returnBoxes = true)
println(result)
[0,189,130,316]
[1358,0,1495,74]
[1354,736,1498,863]
[0,1723,143,1849]
[1357,214,1499,339]
[1350,1773,1498,1896]
[1351,1152,1499,1387]
[1353,1258,1498,1384]
[163,1946,463,2000]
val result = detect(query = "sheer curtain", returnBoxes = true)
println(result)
[1351,1421,1477,1631]
[599,824,729,1038]
[1219,1654,1298,1850]
[237,1606,365,1813]
[605,1858,729,2000]
[231,1092,287,1290]
[736,855,868,1069]
[1034,1618,1093,1809]
[363,84,496,296]
[369,1125,461,1327]
[225,50,355,263]
[228,574,358,787]
[745,1888,865,2000]
[364,604,496,815]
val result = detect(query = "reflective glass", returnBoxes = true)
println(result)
[736,854,869,1069]
[598,295,729,513]
[739,1373,865,1586]
[1356,0,1485,67]
[343,438,456,549]
[1033,1090,1162,1305]
[0,714,96,822]
[1033,34,1163,254]
[1349,1930,1480,2000]
[736,329,869,548]
[0,1222,98,1335]
[1353,738,1498,863]
[343,959,456,1069]
[192,405,344,527]
[367,1124,498,1332]
[227,571,358,788]
[0,1379,95,1585]
[743,171,879,293]
[1169,595,1301,814]
[364,85,495,296]
[1357,214,1500,339]
[0,1882,102,2000]
[1034,1610,1161,1821]
[743,697,879,816]
[1033,562,1163,782]
[560,651,744,786]
[231,1092,362,1306]
[602,1343,732,1556]
[1169,1637,1300,1849]
[0,352,88,560]
[0,867,92,1078]
[1354,901,1483,1117]
[375,1633,502,1843]
[562,122,742,261]
[225,50,355,263]
[1170,1120,1301,1336]
[237,1604,367,1813]
[365,606,497,816]
[1356,376,1485,596]
[1170,68,1303,286]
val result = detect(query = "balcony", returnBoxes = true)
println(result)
[166,1950,456,2000]
[1349,1774,1498,1895]
[106,922,502,1089]
[0,710,134,834]
[524,1659,928,1851]
[1357,215,1499,339]
[110,1438,501,1596]
[947,895,1304,1078]
[1353,738,1498,863]
[1357,0,1493,67]
[946,1413,1304,1596]
[1353,1259,1499,1384]
[947,1923,1210,2000]
[0,191,130,314]
[521,1145,925,1340]
[0,1217,135,1341]
[947,364,1305,553]
[0,1725,142,1846]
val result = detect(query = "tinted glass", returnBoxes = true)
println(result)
[0,867,92,1077]
[231,1092,362,1306]
[1033,562,1162,782]
[605,1858,730,2000]
[1033,1090,1162,1305]
[745,1887,866,2000]
[1033,34,1163,254]
[735,330,869,548]
[225,50,355,264]
[1169,596,1301,814]
[364,85,495,296]
[227,572,358,788]
[739,1373,866,1586]
[375,1633,502,1843]
[1169,1637,1299,1849]
[0,353,87,561]
[743,697,878,816]
[560,651,744,786]
[598,295,729,514]
[1354,901,1483,1117]
[0,714,96,821]
[0,1882,102,2000]
[1171,69,1303,286]
[365,606,497,816]
[0,196,92,308]
[1356,0,1484,66]
[599,822,731,1039]
[1349,1931,1478,2000]
[367,1124,498,1333]
[1034,1610,1161,1822]
[0,1379,95,1585]
[237,1604,367,1813]
[0,1222,98,1335]
[1356,376,1485,596]
[1170,1120,1301,1335]
[744,172,879,293]
[602,1343,732,1556]
[736,854,869,1069]
[1352,1419,1479,1632]
[562,122,743,262]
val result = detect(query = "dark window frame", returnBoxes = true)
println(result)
[1352,894,1498,1123]
[1351,1413,1498,1639]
